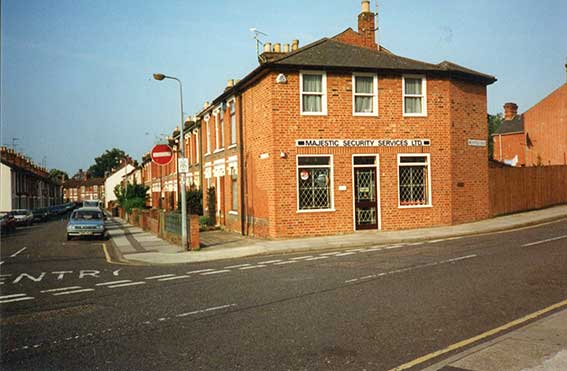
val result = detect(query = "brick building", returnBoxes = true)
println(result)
[1,146,63,210]
[493,72,567,166]
[63,170,104,202]
[188,1,496,239]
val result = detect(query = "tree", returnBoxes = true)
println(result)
[114,182,149,213]
[88,148,128,178]
[487,113,502,160]
[48,169,69,183]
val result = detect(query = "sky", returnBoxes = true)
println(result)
[1,0,566,175]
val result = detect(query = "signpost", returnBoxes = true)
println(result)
[151,144,174,166]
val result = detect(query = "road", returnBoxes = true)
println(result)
[1,217,566,370]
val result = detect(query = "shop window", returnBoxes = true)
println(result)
[353,74,378,115]
[403,75,427,116]
[297,156,333,211]
[300,72,327,115]
[398,155,431,207]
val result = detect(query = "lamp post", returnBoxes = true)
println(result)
[153,73,188,250]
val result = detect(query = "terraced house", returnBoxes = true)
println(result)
[188,0,496,239]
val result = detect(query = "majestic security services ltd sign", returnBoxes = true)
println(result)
[295,139,431,147]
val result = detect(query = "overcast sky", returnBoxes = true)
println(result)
[2,0,566,174]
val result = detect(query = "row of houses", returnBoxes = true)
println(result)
[1,146,63,210]
[83,1,566,240]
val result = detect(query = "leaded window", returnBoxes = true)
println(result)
[403,76,426,116]
[398,155,430,206]
[297,156,332,210]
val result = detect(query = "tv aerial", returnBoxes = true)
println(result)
[250,28,268,57]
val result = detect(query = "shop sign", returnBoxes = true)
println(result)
[296,139,431,148]
[300,170,309,180]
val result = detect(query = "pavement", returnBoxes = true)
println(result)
[106,204,567,266]
[424,306,567,371]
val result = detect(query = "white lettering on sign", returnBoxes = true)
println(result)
[468,139,487,147]
[79,270,100,279]
[52,271,73,280]
[295,139,431,147]
[13,273,46,283]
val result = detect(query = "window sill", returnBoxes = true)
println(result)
[398,204,432,209]
[228,210,238,215]
[213,148,224,154]
[228,144,237,149]
[300,112,327,116]
[403,113,428,118]
[297,208,336,214]
[353,112,379,117]
[204,152,211,156]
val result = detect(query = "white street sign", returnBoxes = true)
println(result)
[178,158,189,173]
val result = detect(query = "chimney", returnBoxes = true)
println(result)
[273,43,281,52]
[291,39,299,51]
[503,102,519,120]
[284,43,290,53]
[227,79,235,88]
[264,42,272,52]
[358,0,377,49]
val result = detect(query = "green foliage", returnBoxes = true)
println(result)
[487,114,502,160]
[199,216,209,226]
[187,187,203,215]
[207,186,216,226]
[49,168,69,183]
[114,183,149,213]
[88,148,128,178]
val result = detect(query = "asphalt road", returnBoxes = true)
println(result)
[1,217,566,370]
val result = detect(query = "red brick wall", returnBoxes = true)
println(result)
[524,84,567,166]
[493,133,526,166]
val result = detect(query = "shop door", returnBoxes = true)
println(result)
[354,167,378,230]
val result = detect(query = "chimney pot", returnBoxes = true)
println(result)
[291,39,299,51]
[264,42,272,52]
[204,101,210,108]
[361,0,371,13]
[273,43,281,52]
[284,44,290,53]
[227,79,235,88]
[503,102,519,120]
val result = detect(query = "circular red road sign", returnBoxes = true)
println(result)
[151,144,173,166]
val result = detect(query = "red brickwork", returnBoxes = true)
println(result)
[493,133,526,166]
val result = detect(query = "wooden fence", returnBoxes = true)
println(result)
[489,165,567,216]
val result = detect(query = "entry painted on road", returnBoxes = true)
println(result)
[0,269,122,285]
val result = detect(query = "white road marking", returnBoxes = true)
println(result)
[145,274,176,280]
[41,286,82,293]
[345,254,478,283]
[53,288,95,296]
[258,260,282,264]
[176,304,237,318]
[0,261,4,266]
[10,247,27,257]
[348,249,367,252]
[224,264,251,269]
[320,252,341,256]
[291,256,314,260]
[360,247,383,252]
[406,242,425,246]
[187,269,215,274]
[522,235,567,247]
[200,270,231,275]
[107,282,146,288]
[335,252,356,256]
[274,261,298,265]
[305,256,329,261]
[96,280,132,286]
[239,265,266,270]
[157,275,190,281]
[0,293,27,299]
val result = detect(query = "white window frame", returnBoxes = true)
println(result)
[204,115,211,155]
[229,98,237,146]
[300,71,327,116]
[296,154,335,213]
[402,75,427,117]
[194,130,200,164]
[214,109,221,152]
[352,73,378,116]
[397,153,432,208]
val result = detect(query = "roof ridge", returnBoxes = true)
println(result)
[267,37,330,64]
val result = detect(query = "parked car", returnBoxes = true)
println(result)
[12,209,34,226]
[66,207,106,240]
[32,208,49,222]
[0,212,17,233]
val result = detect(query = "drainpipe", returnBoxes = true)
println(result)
[237,94,247,236]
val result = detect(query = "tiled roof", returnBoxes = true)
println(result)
[494,116,524,135]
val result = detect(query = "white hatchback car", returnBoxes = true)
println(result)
[12,209,34,226]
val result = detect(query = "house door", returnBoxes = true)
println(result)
[354,167,378,230]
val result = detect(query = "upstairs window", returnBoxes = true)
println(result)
[353,74,378,115]
[300,72,327,115]
[403,75,427,116]
[219,107,225,149]
[230,101,237,145]
[205,116,211,154]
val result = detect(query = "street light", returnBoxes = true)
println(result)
[153,73,188,250]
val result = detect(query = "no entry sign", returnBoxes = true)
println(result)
[151,144,173,166]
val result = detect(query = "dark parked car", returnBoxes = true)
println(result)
[0,212,17,233]
[32,208,49,222]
